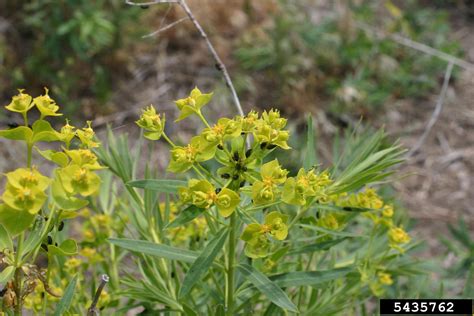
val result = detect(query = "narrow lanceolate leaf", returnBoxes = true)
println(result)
[166,205,205,229]
[304,115,317,170]
[287,237,349,256]
[126,179,187,194]
[109,238,198,263]
[54,275,78,316]
[0,266,15,283]
[0,224,13,251]
[179,228,228,298]
[315,203,375,213]
[238,263,298,313]
[270,267,353,287]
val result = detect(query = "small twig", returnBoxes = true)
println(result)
[126,0,178,5]
[125,0,245,117]
[406,61,454,158]
[87,274,110,316]
[357,22,474,72]
[177,0,244,117]
[142,17,189,38]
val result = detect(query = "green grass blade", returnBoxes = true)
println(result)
[179,228,229,298]
[304,115,317,170]
[166,205,205,229]
[109,238,198,263]
[127,179,186,194]
[54,275,78,316]
[238,263,298,313]
[269,267,352,287]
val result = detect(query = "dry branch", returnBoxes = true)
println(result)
[126,0,245,117]
[407,61,454,158]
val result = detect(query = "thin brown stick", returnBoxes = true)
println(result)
[126,0,178,5]
[357,22,474,72]
[177,0,244,116]
[142,17,189,38]
[407,61,454,158]
[125,0,245,117]
[87,274,110,316]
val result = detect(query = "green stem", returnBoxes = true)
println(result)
[162,132,176,148]
[14,232,25,316]
[226,213,237,315]
[196,110,211,129]
[26,143,32,169]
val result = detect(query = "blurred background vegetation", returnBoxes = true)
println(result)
[0,0,472,301]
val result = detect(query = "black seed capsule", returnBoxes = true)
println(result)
[0,287,7,297]
[221,173,230,179]
[215,188,222,194]
[47,236,53,245]
[343,206,351,211]
[55,242,58,246]
[267,144,277,150]
[242,166,248,172]
[195,236,200,242]
[41,292,45,298]
[58,221,65,231]
[245,149,252,158]
[217,144,224,150]
[233,152,240,161]
[260,142,268,149]
[171,272,176,278]
[239,181,246,187]
[41,244,48,252]
[232,174,239,180]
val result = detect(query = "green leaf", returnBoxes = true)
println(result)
[0,266,15,284]
[54,275,78,316]
[36,147,69,167]
[299,224,366,238]
[0,224,13,251]
[0,204,35,236]
[303,115,317,170]
[48,239,78,256]
[32,120,60,143]
[238,263,298,313]
[51,177,89,211]
[166,205,205,229]
[0,126,32,142]
[109,238,199,263]
[22,217,45,255]
[287,237,349,256]
[179,228,228,298]
[270,267,353,287]
[127,179,187,194]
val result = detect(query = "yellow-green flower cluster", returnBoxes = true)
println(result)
[282,168,332,206]
[251,159,288,205]
[179,180,240,217]
[0,167,50,235]
[241,212,289,258]
[136,105,166,140]
[5,88,62,118]
[53,149,102,209]
[334,188,411,252]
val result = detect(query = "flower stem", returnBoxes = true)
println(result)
[14,232,25,316]
[197,110,211,129]
[226,213,237,315]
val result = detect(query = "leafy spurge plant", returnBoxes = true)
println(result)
[104,86,418,315]
[0,89,103,315]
